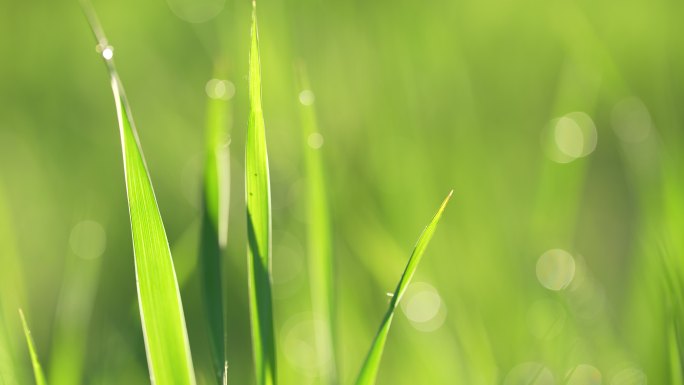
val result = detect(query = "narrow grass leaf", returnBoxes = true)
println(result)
[355,191,453,385]
[297,65,337,384]
[199,69,232,384]
[82,3,196,384]
[19,310,46,385]
[246,3,277,385]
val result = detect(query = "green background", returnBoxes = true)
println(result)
[1,0,683,383]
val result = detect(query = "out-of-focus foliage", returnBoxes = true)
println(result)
[0,0,683,383]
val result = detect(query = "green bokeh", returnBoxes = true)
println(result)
[1,0,683,383]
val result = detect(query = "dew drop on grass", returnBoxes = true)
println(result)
[567,364,602,385]
[307,133,324,149]
[298,89,315,106]
[96,44,114,60]
[536,249,576,291]
[69,220,106,260]
[504,362,555,385]
[102,47,113,60]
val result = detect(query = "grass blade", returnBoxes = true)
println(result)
[246,3,277,385]
[297,66,337,384]
[82,4,196,384]
[19,310,46,385]
[199,72,232,384]
[354,191,453,385]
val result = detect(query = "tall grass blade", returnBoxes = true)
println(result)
[81,3,196,384]
[19,310,46,385]
[354,191,453,385]
[246,3,277,385]
[199,70,232,384]
[297,65,337,384]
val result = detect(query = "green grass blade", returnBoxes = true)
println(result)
[354,191,453,385]
[297,66,337,384]
[199,71,232,384]
[246,3,277,385]
[82,4,196,384]
[19,310,46,385]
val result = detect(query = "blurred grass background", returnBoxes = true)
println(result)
[1,0,683,383]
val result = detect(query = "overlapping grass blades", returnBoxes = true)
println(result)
[82,3,196,384]
[246,3,277,385]
[199,70,232,384]
[19,310,45,385]
[355,191,453,385]
[297,67,337,384]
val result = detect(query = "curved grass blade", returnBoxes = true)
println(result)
[81,3,196,384]
[246,3,277,385]
[355,191,453,385]
[19,310,46,385]
[199,70,232,384]
[296,65,337,384]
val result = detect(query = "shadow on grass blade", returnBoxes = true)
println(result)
[81,3,196,384]
[246,3,277,385]
[355,191,453,385]
[199,69,232,385]
[19,310,46,385]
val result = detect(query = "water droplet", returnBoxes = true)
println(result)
[69,220,106,260]
[205,79,235,100]
[103,48,113,60]
[567,364,602,385]
[536,249,576,291]
[504,362,555,385]
[611,97,651,143]
[307,132,324,149]
[299,89,315,106]
[96,44,114,61]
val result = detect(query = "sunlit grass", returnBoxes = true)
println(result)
[83,3,196,383]
[19,310,45,385]
[355,191,453,385]
[246,3,277,384]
